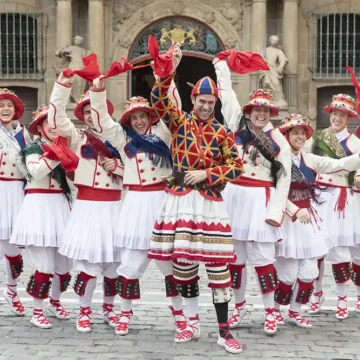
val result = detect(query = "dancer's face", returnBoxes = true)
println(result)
[37,118,57,142]
[130,111,150,135]
[330,110,349,133]
[288,127,307,152]
[0,99,15,123]
[83,104,95,130]
[191,94,216,121]
[250,106,271,129]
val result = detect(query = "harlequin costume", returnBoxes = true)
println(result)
[89,86,186,336]
[275,113,360,327]
[9,105,73,328]
[48,81,124,333]
[0,88,30,316]
[148,72,243,354]
[306,94,360,319]
[215,57,292,335]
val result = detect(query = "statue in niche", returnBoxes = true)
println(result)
[55,36,92,104]
[259,35,288,109]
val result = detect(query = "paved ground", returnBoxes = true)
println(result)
[0,254,359,360]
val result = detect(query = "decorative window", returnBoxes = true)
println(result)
[0,13,43,80]
[313,13,360,79]
[129,17,224,62]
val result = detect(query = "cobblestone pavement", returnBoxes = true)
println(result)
[0,254,359,360]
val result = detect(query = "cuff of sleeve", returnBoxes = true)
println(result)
[56,81,72,89]
[90,87,106,93]
[205,169,213,186]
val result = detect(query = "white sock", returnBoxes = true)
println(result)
[314,260,324,293]
[289,282,302,313]
[336,283,347,297]
[79,277,97,308]
[233,267,247,305]
[275,302,280,310]
[171,295,182,311]
[103,296,115,305]
[33,298,44,311]
[184,297,199,318]
[120,298,132,323]
[50,274,61,301]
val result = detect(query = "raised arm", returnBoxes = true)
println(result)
[206,127,243,187]
[89,80,126,152]
[213,59,242,132]
[48,73,79,150]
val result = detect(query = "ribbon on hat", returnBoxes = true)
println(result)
[346,66,360,115]
[63,54,101,82]
[217,50,270,74]
[148,35,177,77]
[42,136,79,172]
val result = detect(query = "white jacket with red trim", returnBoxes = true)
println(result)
[48,82,123,193]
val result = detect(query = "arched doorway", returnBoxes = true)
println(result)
[128,17,225,122]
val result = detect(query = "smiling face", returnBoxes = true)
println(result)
[250,106,271,129]
[191,94,217,121]
[130,110,150,135]
[82,103,96,130]
[0,99,15,123]
[37,118,57,142]
[330,109,349,133]
[288,126,307,152]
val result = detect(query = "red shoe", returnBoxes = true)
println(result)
[76,306,92,333]
[30,309,52,329]
[228,301,248,329]
[308,290,325,314]
[264,308,277,335]
[175,315,200,343]
[115,310,133,336]
[102,303,119,328]
[274,309,285,325]
[3,285,25,316]
[288,310,312,328]
[335,296,348,320]
[169,306,187,333]
[48,298,70,320]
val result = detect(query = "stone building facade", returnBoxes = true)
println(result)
[0,0,359,129]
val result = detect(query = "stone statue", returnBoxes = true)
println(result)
[55,36,91,104]
[259,35,288,109]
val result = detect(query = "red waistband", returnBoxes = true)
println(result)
[0,178,23,182]
[127,183,166,192]
[232,177,274,188]
[25,189,63,195]
[76,186,121,201]
[293,199,311,209]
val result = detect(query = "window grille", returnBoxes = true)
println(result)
[0,12,43,80]
[313,13,360,79]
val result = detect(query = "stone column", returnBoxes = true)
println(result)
[56,0,72,50]
[282,0,299,110]
[251,0,267,54]
[88,0,105,72]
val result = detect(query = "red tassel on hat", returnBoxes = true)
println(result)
[42,137,79,172]
[346,66,360,115]
[148,35,176,77]
[217,50,270,74]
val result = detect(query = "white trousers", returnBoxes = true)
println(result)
[275,257,319,284]
[75,260,119,278]
[116,248,173,279]
[327,246,360,265]
[27,246,73,274]
[233,240,276,266]
[0,240,21,258]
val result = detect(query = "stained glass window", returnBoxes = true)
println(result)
[129,17,224,62]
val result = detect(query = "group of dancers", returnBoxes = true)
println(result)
[1,41,360,354]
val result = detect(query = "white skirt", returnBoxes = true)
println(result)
[59,199,122,263]
[315,188,360,247]
[0,180,24,240]
[276,207,333,259]
[10,193,70,248]
[223,183,286,243]
[114,190,166,250]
